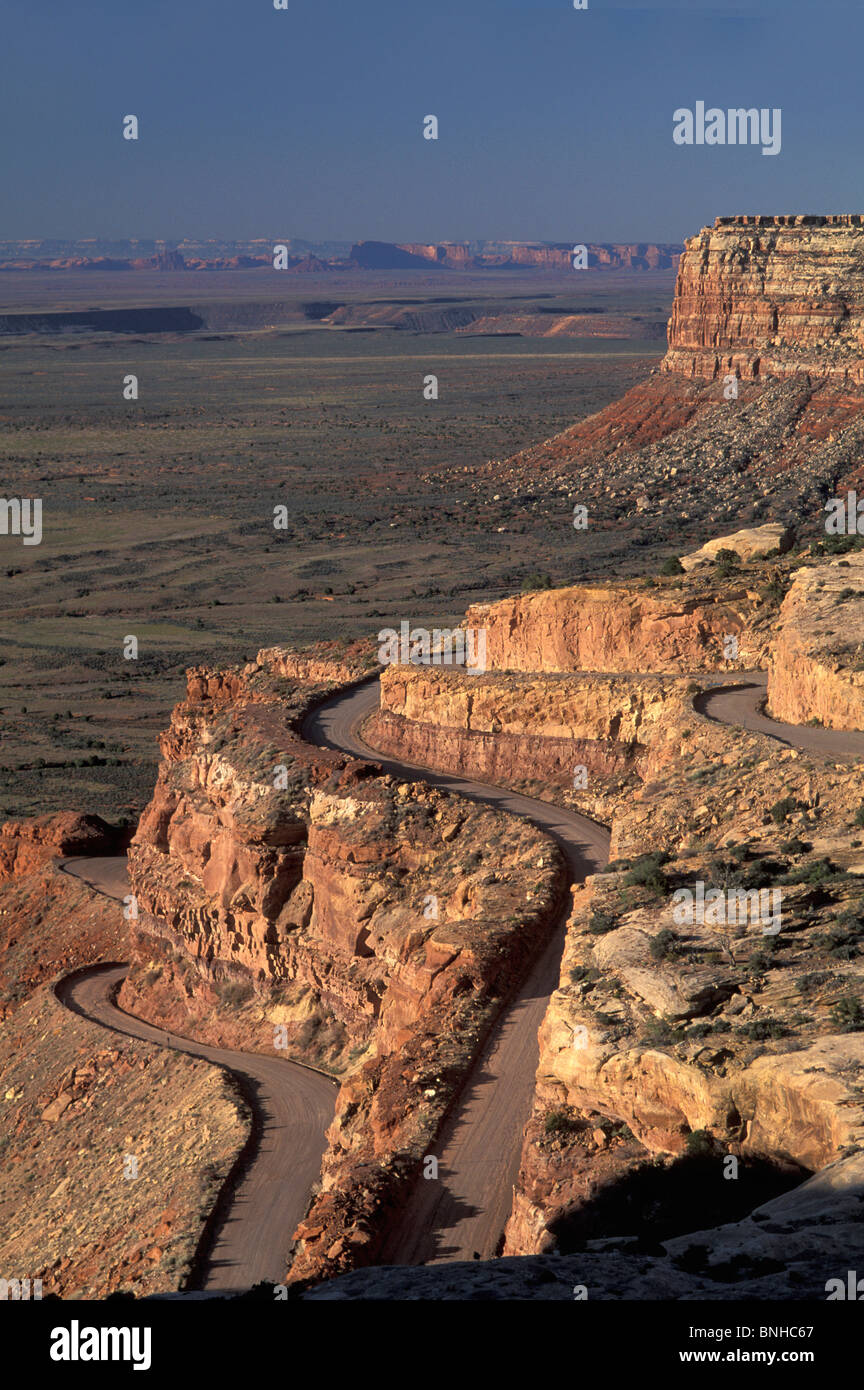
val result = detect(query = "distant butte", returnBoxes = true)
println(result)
[665,214,864,387]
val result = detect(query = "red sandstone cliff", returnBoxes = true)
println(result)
[663,215,864,387]
[123,647,567,1281]
[463,583,761,675]
[0,812,124,882]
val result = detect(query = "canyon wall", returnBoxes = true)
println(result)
[663,215,864,387]
[124,647,568,1282]
[767,555,864,729]
[505,853,864,1258]
[464,584,759,674]
[0,812,123,882]
[289,780,566,1283]
[368,666,692,794]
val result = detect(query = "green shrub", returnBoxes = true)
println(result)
[714,548,740,578]
[853,804,864,828]
[685,1129,716,1158]
[649,928,681,962]
[735,1018,787,1040]
[821,534,864,554]
[588,909,619,935]
[819,927,860,960]
[216,979,253,1008]
[640,1015,682,1045]
[796,971,831,996]
[770,796,797,825]
[760,576,787,604]
[779,838,810,856]
[544,1109,574,1137]
[784,856,835,886]
[660,556,684,576]
[687,1019,728,1038]
[623,852,668,895]
[569,964,600,984]
[750,952,777,975]
[830,996,864,1031]
[521,572,552,592]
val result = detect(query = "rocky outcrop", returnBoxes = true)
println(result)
[123,647,567,1282]
[289,786,566,1283]
[367,666,691,793]
[464,584,760,674]
[256,644,375,687]
[680,523,792,572]
[302,1149,864,1299]
[503,696,864,1260]
[0,813,124,882]
[767,555,864,729]
[663,215,864,387]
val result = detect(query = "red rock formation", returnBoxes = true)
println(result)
[124,647,567,1281]
[463,584,759,674]
[0,813,122,882]
[663,215,864,386]
[767,555,864,729]
[365,667,693,793]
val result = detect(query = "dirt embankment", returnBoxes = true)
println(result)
[0,816,247,1297]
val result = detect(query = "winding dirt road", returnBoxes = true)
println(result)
[302,680,611,1264]
[695,672,864,760]
[54,668,862,1286]
[57,861,336,1292]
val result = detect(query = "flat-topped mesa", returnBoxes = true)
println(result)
[715,214,864,228]
[662,215,864,387]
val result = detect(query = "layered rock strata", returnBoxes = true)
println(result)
[123,647,567,1282]
[663,215,864,387]
[767,555,864,729]
[367,666,692,794]
[463,584,760,674]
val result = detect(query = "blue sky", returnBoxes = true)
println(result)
[2,0,862,244]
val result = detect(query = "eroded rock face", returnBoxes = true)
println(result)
[123,647,567,1282]
[504,736,864,1262]
[0,813,124,882]
[464,584,759,674]
[368,666,692,793]
[767,556,864,729]
[663,215,864,387]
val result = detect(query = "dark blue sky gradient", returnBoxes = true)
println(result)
[2,0,861,243]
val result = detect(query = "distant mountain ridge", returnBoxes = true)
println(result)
[0,236,682,273]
